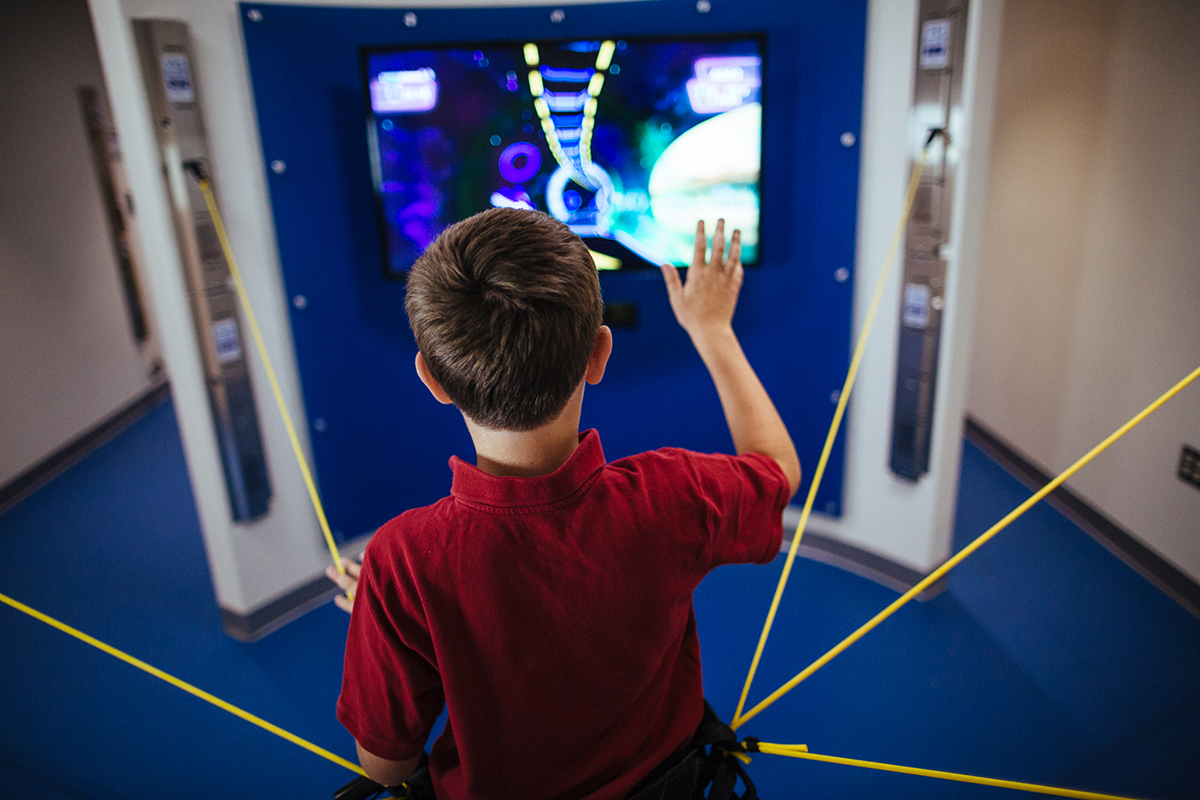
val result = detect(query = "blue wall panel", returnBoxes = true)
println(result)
[240,0,866,540]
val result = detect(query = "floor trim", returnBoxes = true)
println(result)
[221,533,374,642]
[785,508,947,601]
[964,416,1200,619]
[0,381,171,516]
[221,574,343,643]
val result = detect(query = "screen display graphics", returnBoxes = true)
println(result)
[364,35,764,275]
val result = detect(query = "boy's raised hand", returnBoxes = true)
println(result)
[660,218,801,496]
[661,219,743,342]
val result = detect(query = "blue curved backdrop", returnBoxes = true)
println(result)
[240,0,866,541]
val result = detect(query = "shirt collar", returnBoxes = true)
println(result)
[449,429,606,512]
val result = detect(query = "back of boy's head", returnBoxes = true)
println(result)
[406,208,603,432]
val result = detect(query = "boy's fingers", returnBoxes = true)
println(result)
[692,220,707,268]
[341,557,361,579]
[326,564,355,591]
[727,229,742,268]
[334,594,353,613]
[661,263,683,302]
[709,219,725,269]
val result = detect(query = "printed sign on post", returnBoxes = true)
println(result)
[160,52,195,103]
[212,318,243,364]
[920,19,952,70]
[903,283,932,329]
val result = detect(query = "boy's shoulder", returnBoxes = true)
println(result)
[368,494,458,555]
[610,443,783,479]
[602,445,790,520]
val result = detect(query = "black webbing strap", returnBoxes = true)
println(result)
[626,699,758,800]
[333,775,388,800]
[691,701,758,800]
[334,704,757,800]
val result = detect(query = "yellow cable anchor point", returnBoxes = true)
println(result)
[186,162,351,602]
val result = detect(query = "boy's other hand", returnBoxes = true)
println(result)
[326,558,361,613]
[661,218,743,346]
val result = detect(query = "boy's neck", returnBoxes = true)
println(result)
[463,387,586,478]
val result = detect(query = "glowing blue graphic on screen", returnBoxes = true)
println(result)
[365,36,763,273]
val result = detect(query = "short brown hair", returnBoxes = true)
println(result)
[405,208,602,431]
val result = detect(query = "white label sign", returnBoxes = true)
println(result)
[160,52,195,103]
[920,19,952,70]
[903,283,932,329]
[212,318,242,364]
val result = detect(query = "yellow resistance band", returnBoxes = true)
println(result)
[732,146,931,728]
[752,743,1144,800]
[194,176,349,587]
[0,590,365,777]
[735,362,1200,730]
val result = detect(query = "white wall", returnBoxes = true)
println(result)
[0,0,160,488]
[968,0,1200,581]
[86,0,1001,618]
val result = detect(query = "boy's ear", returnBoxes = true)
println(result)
[415,352,453,405]
[585,325,613,386]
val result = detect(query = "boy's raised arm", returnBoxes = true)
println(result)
[661,219,801,496]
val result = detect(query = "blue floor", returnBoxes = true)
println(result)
[1,398,1198,799]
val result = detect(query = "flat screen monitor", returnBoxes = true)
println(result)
[363,34,764,276]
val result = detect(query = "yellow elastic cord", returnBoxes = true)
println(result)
[735,362,1200,728]
[752,742,1143,800]
[0,590,365,777]
[194,177,349,592]
[718,747,753,766]
[732,148,930,729]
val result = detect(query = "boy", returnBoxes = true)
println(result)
[332,208,800,799]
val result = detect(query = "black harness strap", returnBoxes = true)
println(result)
[626,700,758,800]
[691,701,758,800]
[335,703,758,800]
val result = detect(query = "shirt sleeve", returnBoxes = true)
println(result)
[336,537,445,762]
[683,449,791,569]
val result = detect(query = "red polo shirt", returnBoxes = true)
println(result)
[337,430,788,799]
